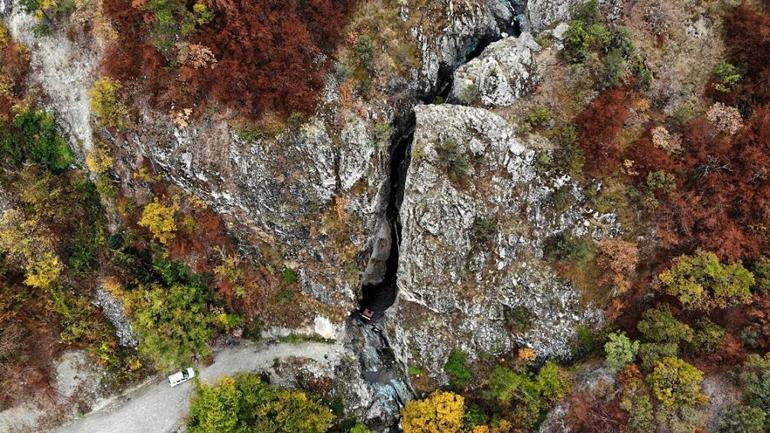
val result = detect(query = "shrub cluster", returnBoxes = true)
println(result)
[102,0,358,119]
[188,373,334,433]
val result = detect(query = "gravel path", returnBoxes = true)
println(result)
[53,340,344,433]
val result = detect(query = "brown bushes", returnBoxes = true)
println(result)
[101,0,358,119]
[0,36,30,121]
[652,107,770,261]
[575,88,631,176]
[723,4,770,106]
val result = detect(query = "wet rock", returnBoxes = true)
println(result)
[393,104,618,380]
[343,319,413,432]
[450,33,542,106]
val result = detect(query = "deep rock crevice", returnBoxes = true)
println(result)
[346,5,530,430]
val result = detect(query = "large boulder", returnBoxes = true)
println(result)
[450,32,542,106]
[392,104,619,380]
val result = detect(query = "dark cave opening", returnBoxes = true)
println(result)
[359,113,414,320]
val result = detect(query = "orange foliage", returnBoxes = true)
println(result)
[722,4,770,106]
[564,390,628,433]
[0,37,30,121]
[102,0,357,119]
[655,107,770,261]
[575,89,632,176]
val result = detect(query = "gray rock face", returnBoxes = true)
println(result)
[120,110,391,315]
[6,3,99,156]
[0,0,12,16]
[413,0,516,95]
[110,0,522,324]
[392,104,618,380]
[93,288,138,348]
[527,0,582,32]
[450,32,542,106]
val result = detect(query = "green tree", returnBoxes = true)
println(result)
[638,342,679,372]
[637,304,693,344]
[349,424,372,433]
[188,373,333,433]
[750,257,770,294]
[624,394,654,433]
[534,361,574,405]
[713,62,742,93]
[736,353,770,413]
[689,319,726,354]
[647,357,706,409]
[564,20,591,63]
[716,403,766,433]
[659,251,754,310]
[1,109,75,172]
[133,283,214,371]
[484,366,530,404]
[445,349,472,388]
[482,362,572,429]
[604,332,639,371]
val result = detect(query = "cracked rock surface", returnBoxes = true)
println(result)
[392,104,618,381]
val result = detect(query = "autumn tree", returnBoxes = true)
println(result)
[596,239,639,296]
[648,357,706,408]
[722,4,770,105]
[575,88,631,176]
[0,209,62,289]
[139,199,178,245]
[188,373,334,433]
[401,391,465,433]
[101,0,358,120]
[658,251,754,310]
[89,78,128,128]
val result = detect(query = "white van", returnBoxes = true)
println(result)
[167,368,195,387]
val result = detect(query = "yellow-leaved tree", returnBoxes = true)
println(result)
[401,391,465,433]
[139,199,178,245]
[0,209,62,289]
[89,77,129,129]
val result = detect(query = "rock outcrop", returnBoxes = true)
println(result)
[527,0,582,32]
[413,0,517,95]
[6,4,100,156]
[104,0,525,327]
[450,32,542,106]
[392,104,619,380]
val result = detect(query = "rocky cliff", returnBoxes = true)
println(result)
[391,103,617,381]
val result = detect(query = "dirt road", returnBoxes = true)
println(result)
[53,340,344,433]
